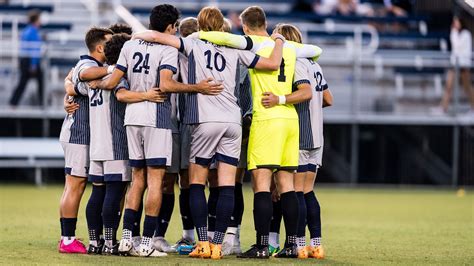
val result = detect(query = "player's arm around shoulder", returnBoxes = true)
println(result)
[198,30,251,50]
[289,41,323,61]
[252,33,285,71]
[132,30,181,49]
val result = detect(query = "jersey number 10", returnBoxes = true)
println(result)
[204,50,226,72]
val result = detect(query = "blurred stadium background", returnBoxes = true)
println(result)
[0,0,472,187]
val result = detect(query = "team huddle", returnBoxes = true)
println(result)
[58,4,333,260]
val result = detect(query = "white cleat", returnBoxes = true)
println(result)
[118,238,133,255]
[222,234,242,255]
[128,236,141,256]
[139,244,168,257]
[153,237,176,253]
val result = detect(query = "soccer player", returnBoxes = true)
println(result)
[59,27,114,254]
[198,6,322,259]
[132,6,284,259]
[109,23,133,35]
[94,4,223,257]
[274,24,333,259]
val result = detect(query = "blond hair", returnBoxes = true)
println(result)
[222,18,232,33]
[197,6,224,32]
[179,17,198,37]
[273,23,302,43]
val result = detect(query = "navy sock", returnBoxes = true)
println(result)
[189,184,208,242]
[270,200,282,234]
[123,208,137,232]
[229,182,244,227]
[212,186,235,245]
[179,188,194,230]
[143,215,157,238]
[62,218,77,237]
[296,192,307,240]
[280,191,299,247]
[207,187,219,233]
[102,182,127,244]
[155,193,175,237]
[86,184,106,242]
[60,218,64,237]
[254,192,272,247]
[132,202,143,237]
[305,191,322,238]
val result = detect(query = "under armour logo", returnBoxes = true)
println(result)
[257,251,266,256]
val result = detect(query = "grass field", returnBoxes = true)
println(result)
[0,185,472,265]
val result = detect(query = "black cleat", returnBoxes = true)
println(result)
[274,244,298,258]
[87,239,105,255]
[102,243,120,256]
[237,245,269,259]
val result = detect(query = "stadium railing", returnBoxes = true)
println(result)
[0,137,63,185]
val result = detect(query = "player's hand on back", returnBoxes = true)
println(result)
[261,92,279,108]
[64,96,79,114]
[87,80,100,89]
[145,88,167,103]
[196,77,224,95]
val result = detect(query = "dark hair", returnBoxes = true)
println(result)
[104,33,131,65]
[28,9,41,24]
[240,6,266,30]
[85,27,114,52]
[149,4,180,32]
[109,23,133,35]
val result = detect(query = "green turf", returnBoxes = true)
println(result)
[0,185,472,265]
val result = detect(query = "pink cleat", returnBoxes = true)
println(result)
[59,239,87,254]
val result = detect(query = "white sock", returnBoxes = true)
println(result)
[297,237,306,248]
[269,232,279,248]
[310,237,321,247]
[63,236,75,245]
[183,230,195,242]
[227,227,238,235]
[224,227,237,243]
[208,231,215,241]
[89,240,98,247]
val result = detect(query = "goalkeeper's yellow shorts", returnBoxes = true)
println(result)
[247,118,299,171]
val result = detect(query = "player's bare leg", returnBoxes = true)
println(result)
[210,162,236,259]
[294,172,308,258]
[59,174,87,254]
[137,166,167,257]
[188,162,211,258]
[274,170,299,258]
[207,169,218,240]
[303,170,324,259]
[153,173,177,252]
[119,167,146,255]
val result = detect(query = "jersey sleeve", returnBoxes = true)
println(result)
[74,81,89,97]
[77,60,99,82]
[159,46,178,74]
[178,37,195,57]
[237,50,260,69]
[114,78,130,94]
[289,41,323,61]
[293,59,311,87]
[116,41,130,73]
[198,31,255,51]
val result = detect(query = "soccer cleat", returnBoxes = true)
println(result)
[210,243,223,260]
[102,243,120,256]
[172,237,195,250]
[222,233,242,255]
[308,245,325,259]
[118,238,133,255]
[269,245,280,257]
[297,247,309,259]
[153,237,176,253]
[274,244,298,258]
[87,239,104,255]
[59,239,87,254]
[127,236,141,256]
[237,245,269,259]
[189,241,211,258]
[139,244,168,257]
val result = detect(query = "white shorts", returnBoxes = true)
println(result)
[89,160,131,183]
[61,142,89,178]
[166,133,180,174]
[190,122,242,167]
[179,124,192,170]
[126,125,172,168]
[297,147,323,173]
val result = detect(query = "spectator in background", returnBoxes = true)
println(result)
[9,9,43,107]
[227,11,244,35]
[438,16,474,113]
[310,0,373,16]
